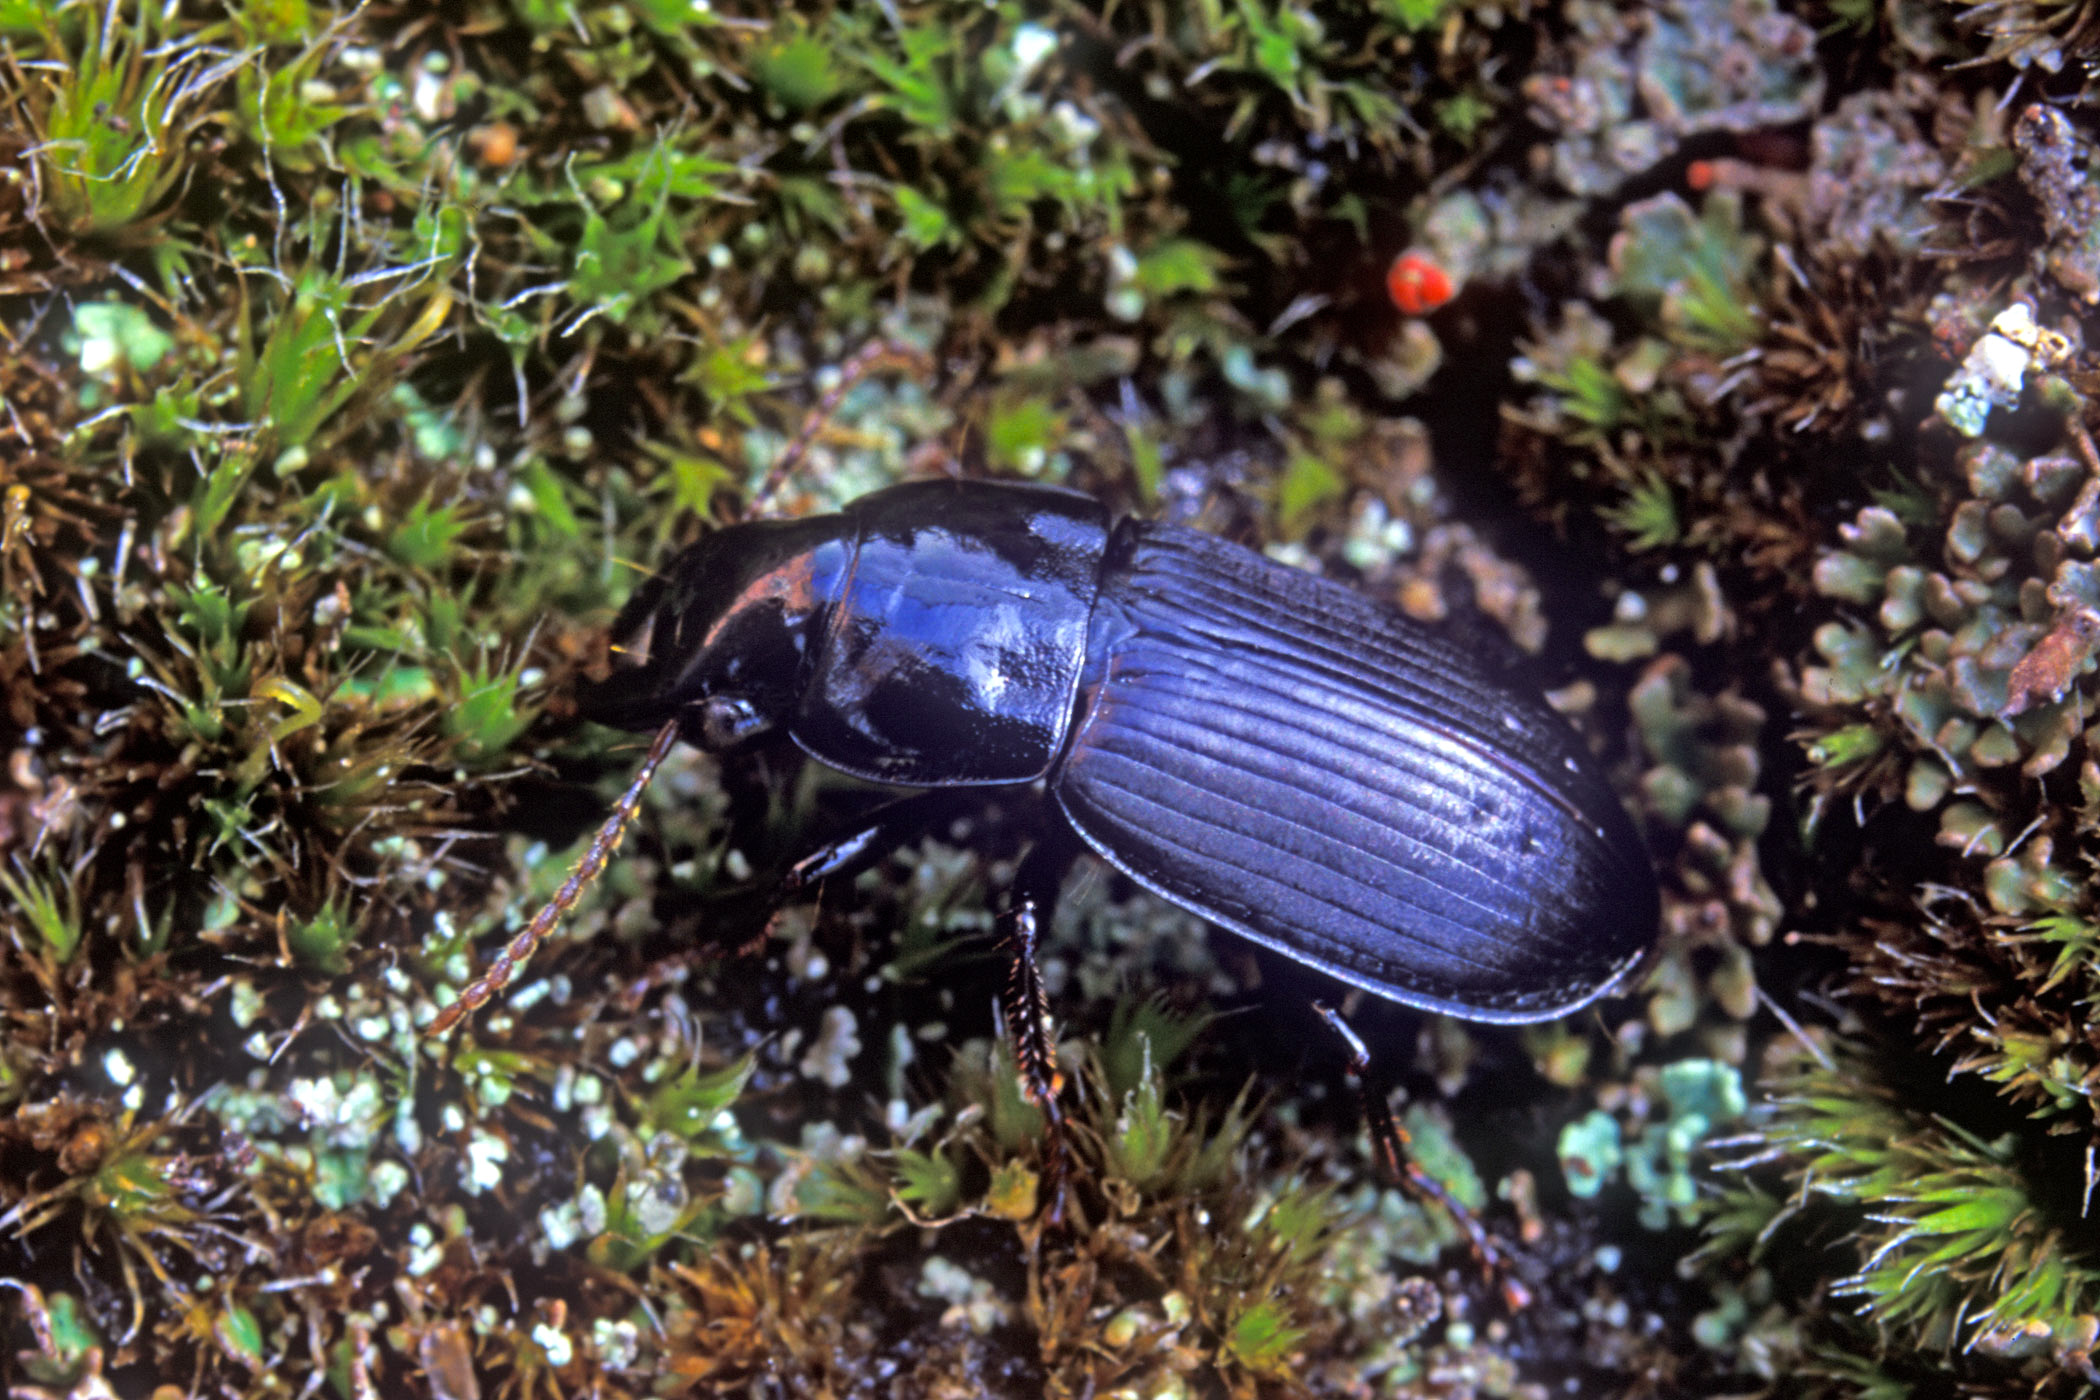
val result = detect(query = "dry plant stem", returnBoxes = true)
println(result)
[748,340,933,513]
[426,718,682,1037]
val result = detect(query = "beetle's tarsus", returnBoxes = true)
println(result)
[427,719,681,1038]
[1001,837,1078,1112]
[1312,1000,1531,1311]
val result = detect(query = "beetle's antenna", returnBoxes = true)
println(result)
[1312,1001,1533,1311]
[748,339,932,516]
[427,718,681,1038]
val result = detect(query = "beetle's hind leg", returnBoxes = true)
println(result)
[1313,1002,1533,1311]
[998,830,1083,1221]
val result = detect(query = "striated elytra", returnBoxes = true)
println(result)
[581,477,1659,1024]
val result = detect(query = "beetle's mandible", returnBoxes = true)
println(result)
[556,476,1658,1025]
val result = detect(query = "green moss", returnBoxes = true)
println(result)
[1705,1037,2100,1366]
[13,0,2100,1393]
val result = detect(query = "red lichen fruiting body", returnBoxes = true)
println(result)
[1387,251,1455,316]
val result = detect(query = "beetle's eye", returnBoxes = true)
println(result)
[694,695,766,749]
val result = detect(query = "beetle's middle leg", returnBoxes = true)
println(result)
[771,793,1082,1218]
[999,829,1083,1219]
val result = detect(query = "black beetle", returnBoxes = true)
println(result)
[495,476,1657,1033]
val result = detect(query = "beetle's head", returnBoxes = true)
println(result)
[579,516,848,750]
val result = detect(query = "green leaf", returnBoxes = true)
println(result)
[1907,1196,2018,1235]
[1106,1047,1178,1190]
[1434,90,1495,141]
[1806,722,1884,769]
[789,1157,893,1224]
[0,861,82,963]
[893,1147,962,1218]
[1600,472,1681,551]
[982,1159,1039,1220]
[193,451,259,540]
[859,27,957,133]
[894,184,956,250]
[24,3,228,235]
[1133,239,1226,297]
[1379,0,1448,28]
[520,461,582,538]
[1226,1299,1304,1372]
[986,395,1063,474]
[443,661,537,761]
[687,340,774,415]
[287,899,355,975]
[176,581,247,650]
[1099,997,1212,1104]
[386,498,469,571]
[1276,448,1344,530]
[646,1056,755,1145]
[564,145,706,329]
[216,1302,264,1366]
[754,27,845,112]
[986,146,1070,216]
[70,301,175,375]
[1125,420,1164,504]
[44,1293,99,1367]
[240,23,345,159]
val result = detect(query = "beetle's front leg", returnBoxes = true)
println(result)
[772,790,964,902]
[760,790,964,938]
[998,830,1082,1220]
[674,792,969,967]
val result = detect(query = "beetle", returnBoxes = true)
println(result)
[429,473,1658,1055]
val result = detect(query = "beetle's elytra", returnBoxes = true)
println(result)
[579,477,1658,1023]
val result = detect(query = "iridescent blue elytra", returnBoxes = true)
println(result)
[582,478,1658,1023]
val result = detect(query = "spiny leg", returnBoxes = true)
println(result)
[619,791,979,1015]
[1312,1001,1532,1311]
[1000,832,1081,1221]
[774,790,965,900]
[724,790,970,958]
[774,796,1080,1222]
[749,340,933,515]
[427,719,680,1038]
